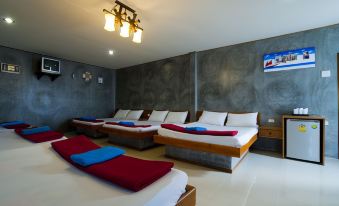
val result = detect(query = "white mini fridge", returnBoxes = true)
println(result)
[286,119,321,163]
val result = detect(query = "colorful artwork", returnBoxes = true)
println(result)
[263,47,316,72]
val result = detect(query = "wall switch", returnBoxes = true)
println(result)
[325,120,329,126]
[321,70,331,78]
[268,118,275,123]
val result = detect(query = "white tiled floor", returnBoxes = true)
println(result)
[91,137,339,206]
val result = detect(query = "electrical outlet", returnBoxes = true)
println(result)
[321,70,331,78]
[325,120,329,126]
[268,119,275,123]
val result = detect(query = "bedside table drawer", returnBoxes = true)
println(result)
[259,128,282,139]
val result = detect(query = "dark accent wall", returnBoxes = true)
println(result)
[117,24,339,158]
[116,54,194,112]
[0,46,116,131]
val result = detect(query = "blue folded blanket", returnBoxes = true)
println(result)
[79,116,96,121]
[21,126,51,135]
[118,121,135,126]
[71,146,125,167]
[0,121,25,127]
[185,127,207,131]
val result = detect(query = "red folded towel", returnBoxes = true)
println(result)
[51,136,173,192]
[4,124,31,129]
[161,124,238,136]
[106,122,152,128]
[75,119,104,123]
[15,130,63,143]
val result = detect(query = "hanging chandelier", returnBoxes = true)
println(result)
[103,0,143,43]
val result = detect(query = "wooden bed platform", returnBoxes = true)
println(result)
[71,121,106,138]
[154,111,259,173]
[98,126,159,150]
[176,185,196,206]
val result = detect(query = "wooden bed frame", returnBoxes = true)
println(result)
[71,121,106,138]
[176,185,196,206]
[71,109,154,139]
[98,110,190,150]
[154,111,259,172]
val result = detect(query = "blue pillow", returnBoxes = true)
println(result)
[0,121,25,127]
[118,121,135,126]
[71,146,125,167]
[185,127,207,132]
[21,126,51,135]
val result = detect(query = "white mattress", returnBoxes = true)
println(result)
[0,131,188,206]
[103,121,162,132]
[158,122,258,148]
[72,118,120,126]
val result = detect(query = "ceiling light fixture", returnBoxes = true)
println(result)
[103,0,143,43]
[108,50,114,55]
[3,17,14,24]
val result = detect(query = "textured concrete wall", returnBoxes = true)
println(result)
[116,54,192,111]
[198,25,339,157]
[0,46,116,131]
[117,24,339,158]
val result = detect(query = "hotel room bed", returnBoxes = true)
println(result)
[71,110,152,138]
[154,111,259,173]
[0,130,196,206]
[71,118,119,138]
[99,120,162,150]
[99,111,189,150]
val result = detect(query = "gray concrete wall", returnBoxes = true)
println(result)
[117,24,339,158]
[198,25,339,157]
[116,54,192,111]
[0,46,116,131]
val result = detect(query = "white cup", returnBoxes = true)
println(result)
[303,108,309,115]
[299,108,304,114]
[293,108,299,115]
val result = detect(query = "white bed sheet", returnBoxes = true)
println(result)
[102,120,162,132]
[72,118,120,126]
[158,122,258,148]
[0,131,188,206]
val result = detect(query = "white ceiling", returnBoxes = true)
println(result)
[1,0,339,69]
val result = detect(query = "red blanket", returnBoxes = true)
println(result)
[51,136,173,191]
[15,130,64,143]
[74,119,104,123]
[161,124,238,136]
[106,122,152,128]
[4,124,31,129]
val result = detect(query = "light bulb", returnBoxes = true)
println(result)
[132,28,142,43]
[104,13,115,32]
[120,21,130,38]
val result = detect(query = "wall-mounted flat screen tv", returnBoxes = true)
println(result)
[41,57,61,74]
[263,47,316,72]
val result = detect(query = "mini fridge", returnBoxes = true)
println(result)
[286,119,321,163]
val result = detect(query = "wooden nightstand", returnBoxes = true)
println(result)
[252,126,282,153]
[259,126,282,139]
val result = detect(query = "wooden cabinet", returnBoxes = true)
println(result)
[259,126,282,139]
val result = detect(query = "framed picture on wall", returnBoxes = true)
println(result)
[1,63,20,74]
[263,47,316,72]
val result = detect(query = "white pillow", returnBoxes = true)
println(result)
[148,110,169,122]
[198,111,228,126]
[164,111,188,124]
[226,112,258,127]
[126,110,144,120]
[113,109,130,119]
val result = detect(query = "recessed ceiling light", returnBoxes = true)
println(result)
[108,50,114,55]
[3,17,14,24]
